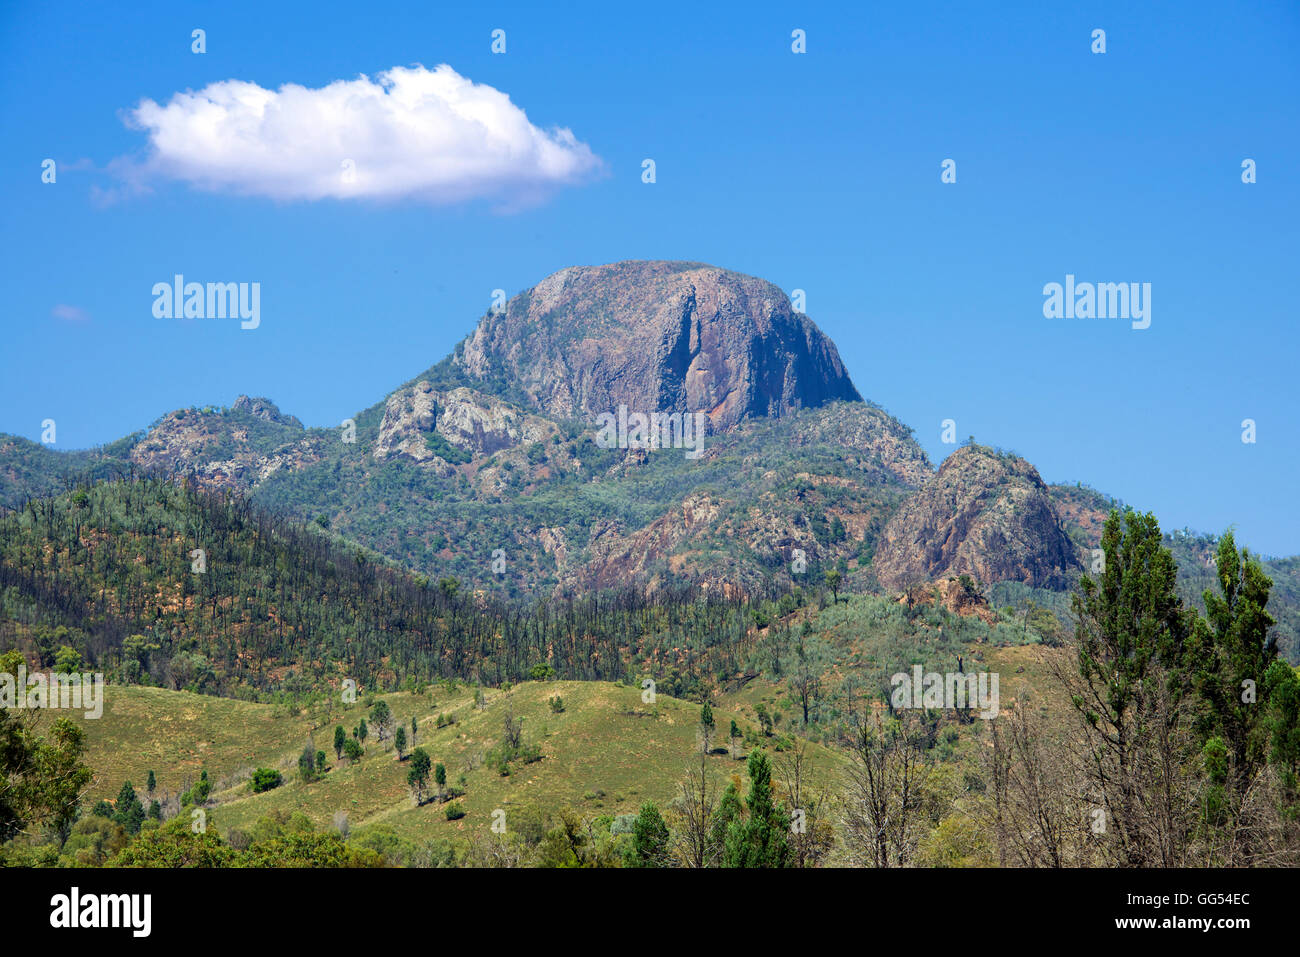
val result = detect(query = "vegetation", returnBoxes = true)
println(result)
[3,470,1299,867]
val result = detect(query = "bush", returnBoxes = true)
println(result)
[444,801,466,821]
[425,431,472,465]
[251,768,284,793]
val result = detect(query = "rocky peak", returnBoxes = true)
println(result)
[454,260,862,432]
[232,395,302,428]
[873,444,1082,590]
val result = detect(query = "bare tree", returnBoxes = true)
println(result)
[842,710,926,867]
[777,739,834,867]
[671,752,720,868]
[985,694,1093,867]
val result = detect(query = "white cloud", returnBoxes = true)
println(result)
[52,304,91,322]
[124,64,602,206]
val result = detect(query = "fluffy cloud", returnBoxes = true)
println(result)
[125,64,602,206]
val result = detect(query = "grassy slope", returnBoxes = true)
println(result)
[68,679,847,850]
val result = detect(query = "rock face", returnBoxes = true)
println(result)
[455,260,862,431]
[873,444,1082,590]
[232,395,303,428]
[129,403,315,491]
[374,383,558,470]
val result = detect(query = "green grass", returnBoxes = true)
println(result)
[68,679,847,851]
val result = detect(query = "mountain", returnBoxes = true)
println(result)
[0,262,924,599]
[2,260,1296,649]
[873,444,1083,591]
[453,261,862,431]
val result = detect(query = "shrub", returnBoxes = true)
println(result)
[444,801,466,821]
[251,768,284,793]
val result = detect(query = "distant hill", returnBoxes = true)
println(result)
[2,260,1296,661]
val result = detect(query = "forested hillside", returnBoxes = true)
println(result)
[0,477,823,698]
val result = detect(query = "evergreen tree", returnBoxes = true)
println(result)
[114,781,146,835]
[1262,660,1300,800]
[298,745,317,782]
[408,748,432,803]
[712,781,742,852]
[699,701,715,753]
[627,801,671,867]
[723,750,791,867]
[333,725,345,760]
[395,726,407,760]
[1067,509,1192,866]
[1187,531,1277,792]
[370,700,393,741]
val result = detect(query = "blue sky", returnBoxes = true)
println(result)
[2,1,1297,554]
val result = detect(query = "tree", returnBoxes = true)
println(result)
[777,739,834,867]
[786,635,827,726]
[369,701,393,742]
[182,769,210,806]
[699,701,715,754]
[251,768,284,793]
[673,753,720,867]
[1262,661,1300,795]
[408,748,432,804]
[1060,509,1195,866]
[825,569,842,604]
[728,720,741,758]
[357,719,368,744]
[113,781,146,835]
[843,712,926,867]
[723,749,790,867]
[986,694,1092,867]
[435,763,447,801]
[410,715,418,743]
[343,738,363,764]
[298,745,318,782]
[627,801,671,867]
[395,726,407,760]
[1188,531,1277,798]
[333,725,346,760]
[502,702,523,752]
[0,710,93,844]
[146,770,156,796]
[754,703,774,737]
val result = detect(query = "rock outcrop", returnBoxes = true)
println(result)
[455,260,862,432]
[231,395,303,428]
[374,382,557,469]
[873,444,1082,590]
